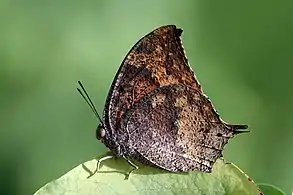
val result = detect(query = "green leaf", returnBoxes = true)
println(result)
[34,155,260,195]
[258,183,286,195]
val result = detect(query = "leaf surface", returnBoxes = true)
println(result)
[34,155,260,195]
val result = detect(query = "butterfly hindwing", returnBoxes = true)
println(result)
[122,84,235,172]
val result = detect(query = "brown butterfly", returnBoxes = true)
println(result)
[78,25,248,177]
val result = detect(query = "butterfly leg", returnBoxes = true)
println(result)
[87,154,114,179]
[124,159,139,180]
[221,157,232,165]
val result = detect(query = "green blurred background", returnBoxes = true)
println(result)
[1,0,292,194]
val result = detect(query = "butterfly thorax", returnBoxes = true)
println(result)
[97,122,132,158]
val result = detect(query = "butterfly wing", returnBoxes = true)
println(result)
[103,25,202,139]
[122,84,239,172]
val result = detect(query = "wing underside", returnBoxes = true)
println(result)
[123,84,236,172]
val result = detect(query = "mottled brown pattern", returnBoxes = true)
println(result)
[123,84,237,172]
[104,26,201,139]
[151,93,166,108]
[97,25,248,172]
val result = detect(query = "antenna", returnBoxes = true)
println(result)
[77,81,103,125]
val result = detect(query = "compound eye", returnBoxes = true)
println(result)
[96,124,105,140]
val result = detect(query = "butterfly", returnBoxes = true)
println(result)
[77,25,248,177]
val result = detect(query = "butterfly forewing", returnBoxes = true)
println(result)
[104,25,201,136]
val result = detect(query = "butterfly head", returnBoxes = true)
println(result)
[96,123,106,140]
